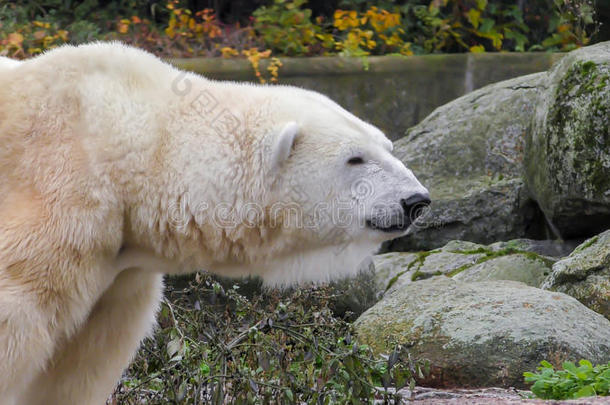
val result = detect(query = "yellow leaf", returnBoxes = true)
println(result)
[42,35,55,47]
[400,42,413,56]
[220,47,238,58]
[469,44,485,53]
[57,30,69,41]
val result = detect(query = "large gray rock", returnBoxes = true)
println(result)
[388,73,547,252]
[354,278,610,388]
[526,41,610,238]
[543,229,610,319]
[375,239,555,295]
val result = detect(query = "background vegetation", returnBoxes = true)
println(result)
[0,0,605,62]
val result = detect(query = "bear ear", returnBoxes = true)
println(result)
[266,122,299,172]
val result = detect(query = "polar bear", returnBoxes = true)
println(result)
[0,42,429,404]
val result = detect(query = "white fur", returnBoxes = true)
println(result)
[0,56,21,71]
[0,42,428,404]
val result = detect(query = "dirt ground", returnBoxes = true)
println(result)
[385,387,610,404]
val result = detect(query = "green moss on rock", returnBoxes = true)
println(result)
[374,239,558,296]
[547,61,610,198]
[526,42,610,238]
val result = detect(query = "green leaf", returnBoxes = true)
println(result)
[475,0,487,11]
[579,359,593,369]
[199,362,211,376]
[504,28,528,52]
[467,9,481,29]
[573,385,595,398]
[479,18,495,33]
[284,388,294,403]
[563,361,578,375]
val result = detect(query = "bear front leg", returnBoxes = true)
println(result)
[0,299,57,405]
[19,268,164,405]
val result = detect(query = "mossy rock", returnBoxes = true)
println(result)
[372,252,419,296]
[354,278,610,388]
[526,41,610,238]
[543,229,610,319]
[487,238,579,258]
[453,254,552,287]
[373,239,556,295]
[389,73,548,252]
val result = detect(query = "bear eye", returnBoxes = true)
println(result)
[347,156,365,165]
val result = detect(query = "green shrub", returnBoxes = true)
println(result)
[524,360,610,400]
[111,273,429,404]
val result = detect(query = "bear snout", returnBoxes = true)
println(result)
[365,192,431,233]
[400,193,431,223]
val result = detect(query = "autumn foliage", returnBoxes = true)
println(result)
[0,0,601,82]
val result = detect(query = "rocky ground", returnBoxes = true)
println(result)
[351,41,610,396]
[389,387,610,404]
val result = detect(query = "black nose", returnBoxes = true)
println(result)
[400,193,431,221]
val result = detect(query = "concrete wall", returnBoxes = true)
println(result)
[171,53,563,141]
